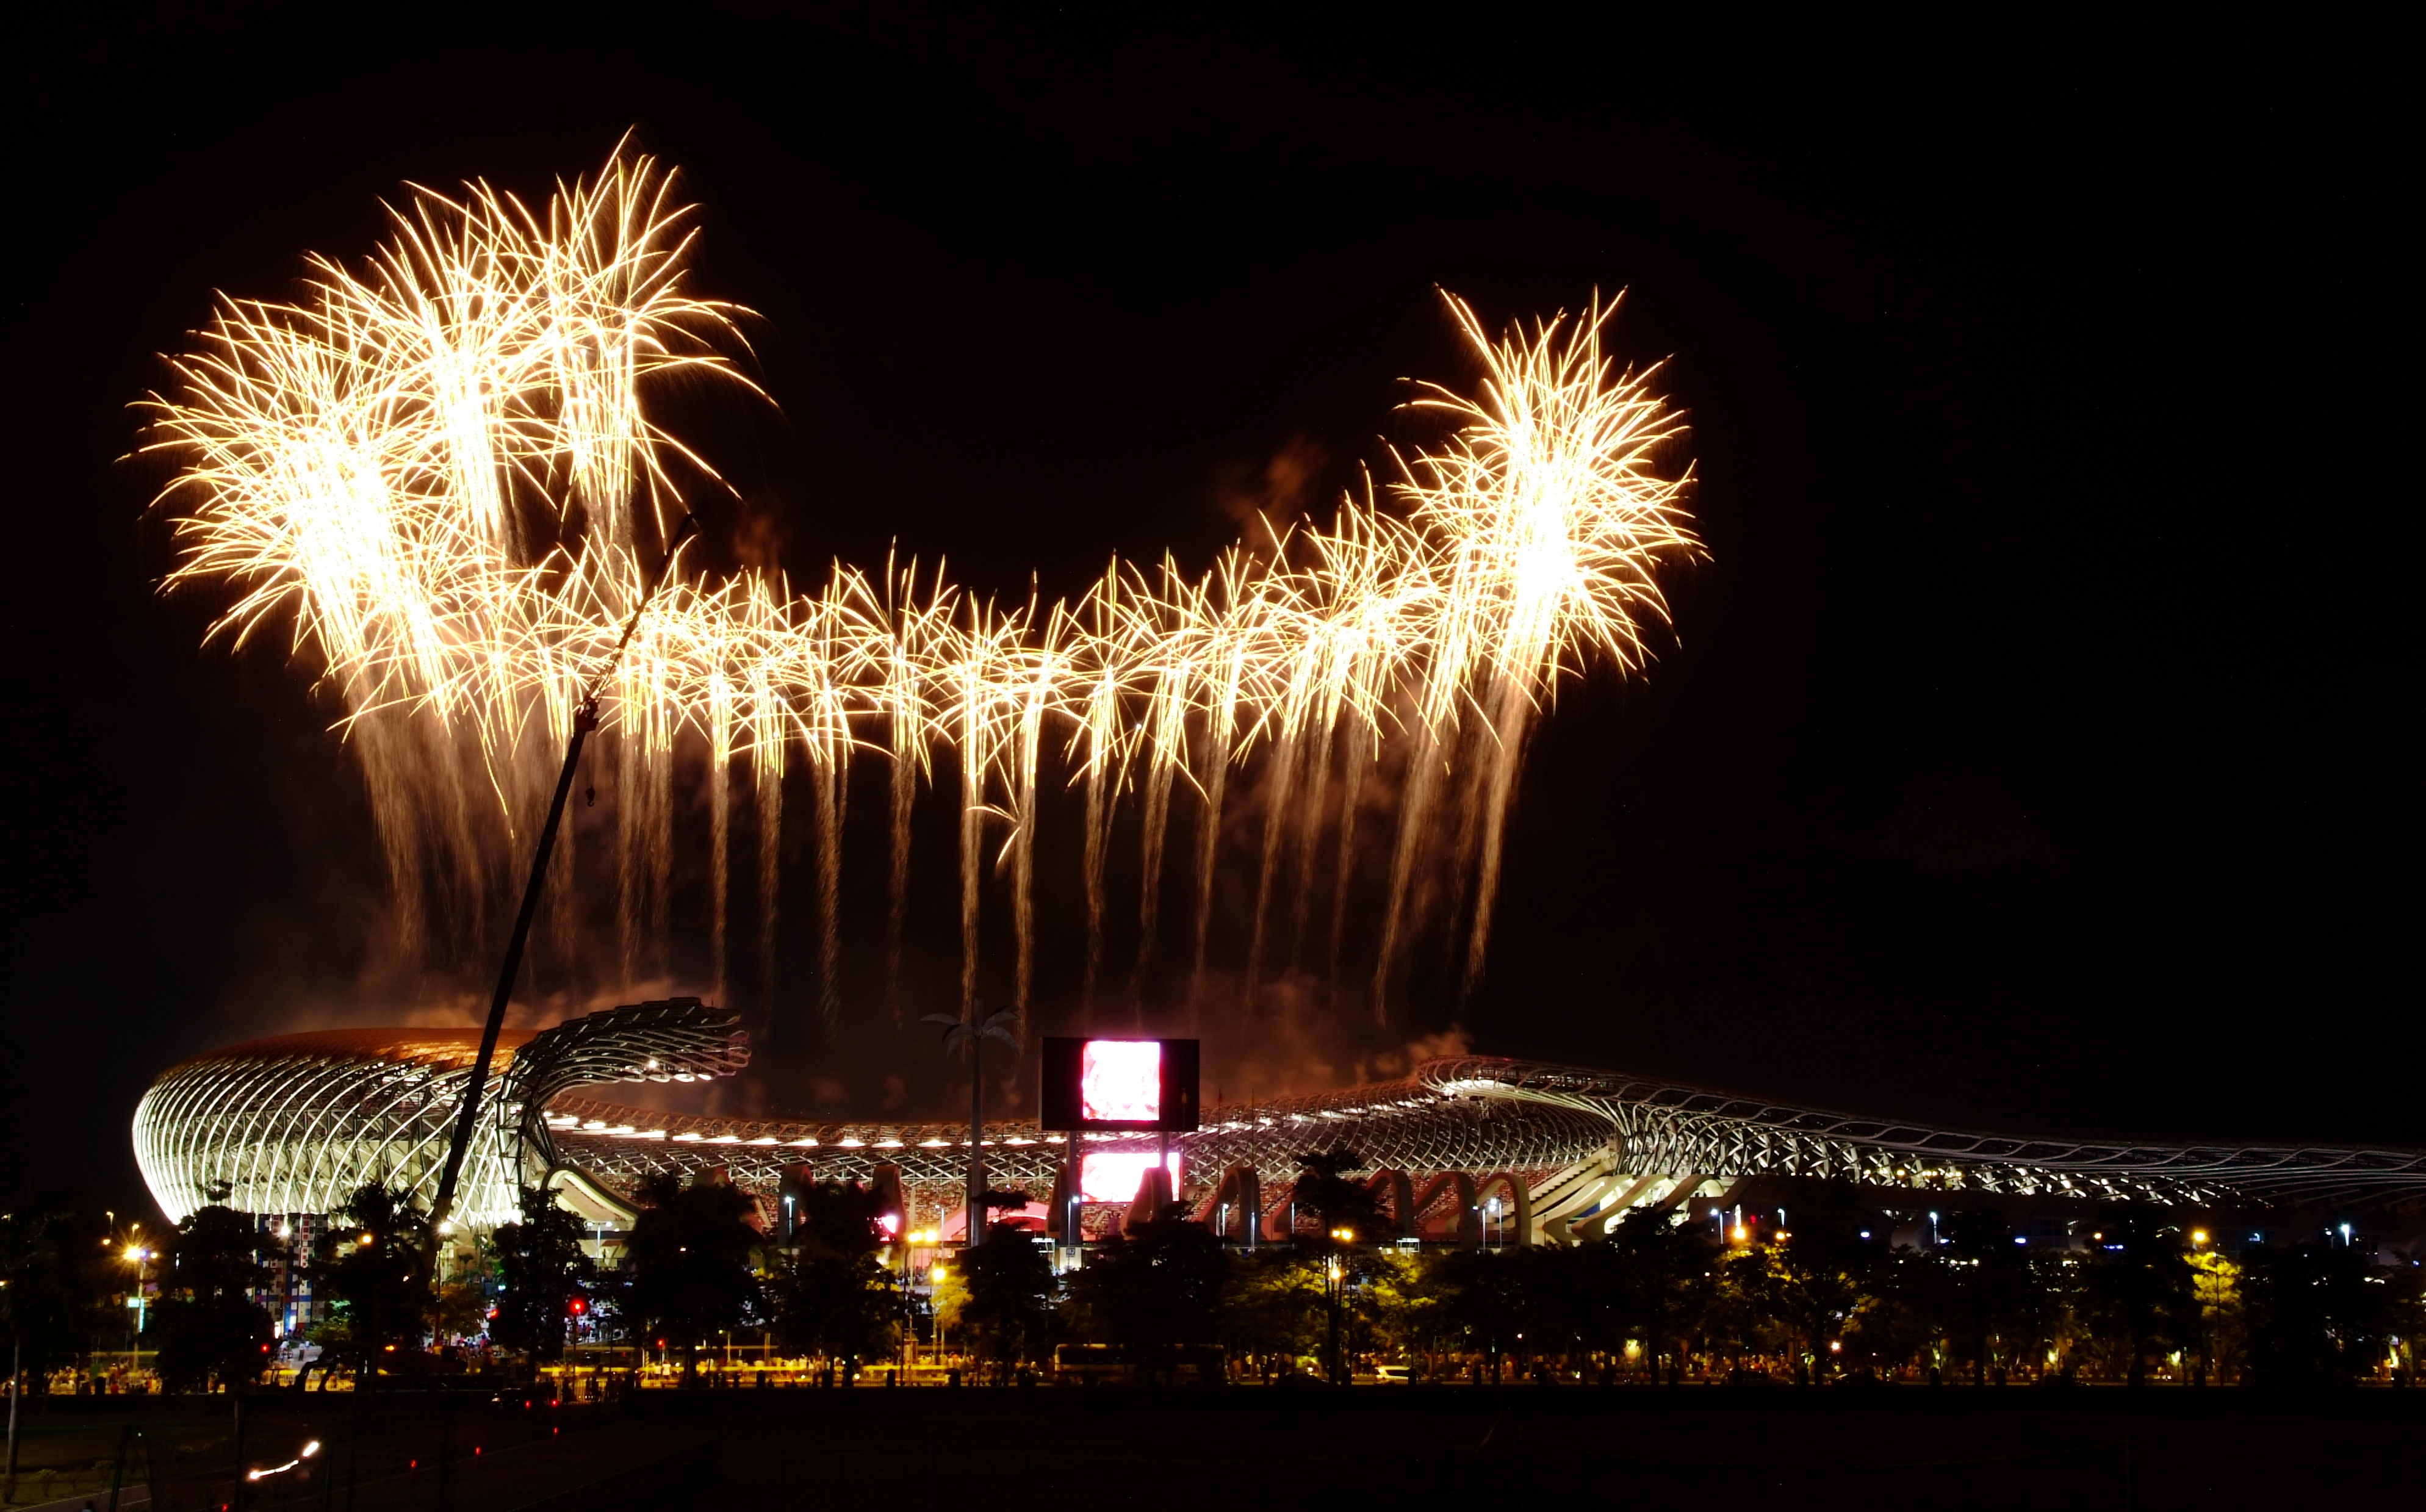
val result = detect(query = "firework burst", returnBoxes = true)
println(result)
[142,147,1701,1032]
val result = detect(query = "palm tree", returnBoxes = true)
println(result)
[921,1002,1019,1247]
[317,1183,434,1392]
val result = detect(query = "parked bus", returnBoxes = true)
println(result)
[1051,1342,1226,1385]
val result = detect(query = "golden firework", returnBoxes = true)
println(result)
[142,148,1701,1028]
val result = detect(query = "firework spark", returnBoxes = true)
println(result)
[142,148,1701,1030]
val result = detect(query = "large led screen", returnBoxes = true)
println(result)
[1081,1039,1161,1123]
[1078,1150,1183,1203]
[1040,1037,1199,1132]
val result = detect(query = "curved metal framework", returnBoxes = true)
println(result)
[138,1018,2425,1237]
[1416,1058,2426,1211]
[132,999,744,1226]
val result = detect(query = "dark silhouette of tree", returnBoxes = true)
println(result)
[146,1205,277,1393]
[623,1174,763,1386]
[977,1189,1033,1223]
[957,1220,1056,1379]
[2,1205,99,1490]
[2241,1236,2412,1387]
[1608,1209,1714,1383]
[314,1182,434,1388]
[1064,1205,1225,1383]
[1427,1248,1524,1378]
[1283,1151,1400,1383]
[1938,1209,2027,1384]
[489,1189,592,1364]
[1846,1244,1940,1376]
[1726,1222,1874,1375]
[768,1181,897,1378]
[2076,1223,2197,1387]
[1707,1247,1791,1373]
[1289,1151,1392,1243]
[1503,1247,1607,1378]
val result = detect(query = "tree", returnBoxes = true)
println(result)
[490,1190,593,1364]
[1064,1206,1226,1383]
[769,1182,899,1378]
[1224,1247,1327,1372]
[1608,1209,1715,1383]
[623,1175,763,1385]
[1,1208,93,1491]
[2076,1223,2197,1387]
[314,1182,436,1387]
[956,1221,1056,1380]
[1424,1249,1525,1379]
[1935,1209,2033,1384]
[432,1279,489,1348]
[1287,1151,1394,1244]
[1706,1247,1791,1373]
[146,1205,276,1393]
[2185,1250,2243,1382]
[2239,1236,2415,1388]
[1284,1152,1399,1383]
[1843,1244,1940,1377]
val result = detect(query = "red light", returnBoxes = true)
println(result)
[474,1446,481,1456]
[1081,1040,1160,1123]
[569,1298,586,1315]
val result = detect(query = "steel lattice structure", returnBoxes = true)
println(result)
[133,999,743,1226]
[137,1007,2426,1236]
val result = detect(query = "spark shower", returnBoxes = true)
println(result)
[141,148,1701,1037]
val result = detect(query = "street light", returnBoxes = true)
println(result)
[123,1243,153,1375]
[1323,1245,1348,1386]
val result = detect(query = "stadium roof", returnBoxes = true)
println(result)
[137,1003,2426,1236]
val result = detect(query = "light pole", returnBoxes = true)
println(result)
[1326,1227,1354,1385]
[423,515,699,1258]
[125,1244,153,1378]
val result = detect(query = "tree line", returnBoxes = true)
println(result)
[4,1164,2416,1400]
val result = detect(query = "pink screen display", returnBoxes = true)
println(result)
[1079,1150,1183,1203]
[1079,1039,1161,1123]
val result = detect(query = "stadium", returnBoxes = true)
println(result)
[135,1000,2426,1264]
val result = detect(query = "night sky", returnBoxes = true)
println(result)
[7,10,2413,1215]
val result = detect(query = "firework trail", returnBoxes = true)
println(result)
[881,555,941,1026]
[141,147,1700,1033]
[1072,563,1129,1017]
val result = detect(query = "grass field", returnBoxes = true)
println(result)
[4,1383,2416,1510]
